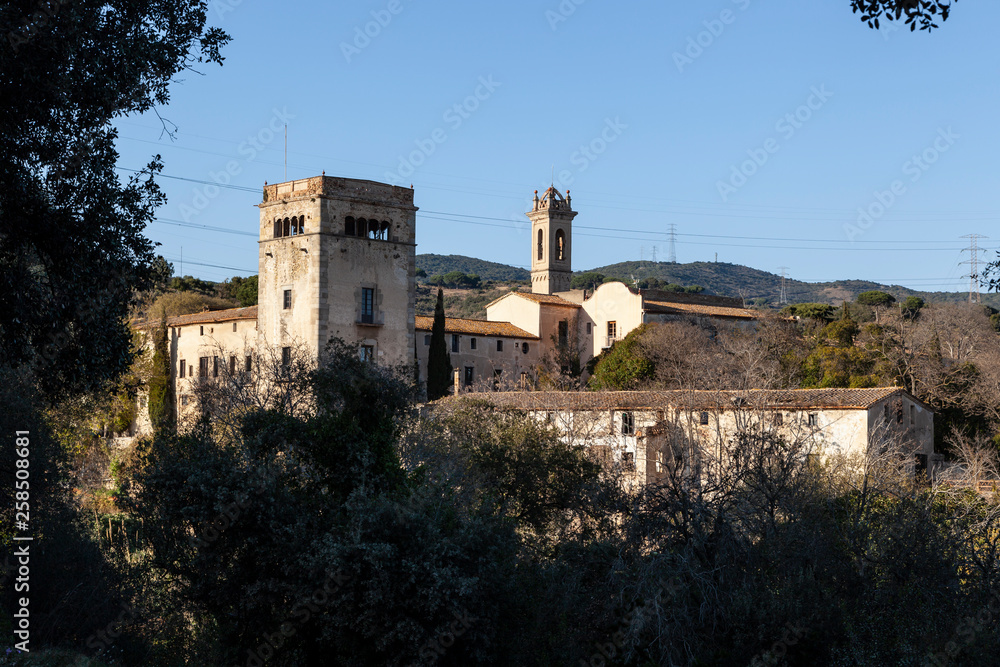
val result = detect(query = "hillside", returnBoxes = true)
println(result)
[591,260,1000,308]
[416,254,529,282]
[415,254,1000,309]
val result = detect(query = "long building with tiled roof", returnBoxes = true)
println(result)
[414,315,538,339]
[441,387,936,485]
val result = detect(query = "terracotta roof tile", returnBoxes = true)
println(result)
[485,291,581,310]
[643,300,761,320]
[443,387,923,411]
[135,305,258,329]
[415,315,538,339]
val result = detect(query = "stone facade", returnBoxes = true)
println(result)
[414,316,539,390]
[529,186,577,295]
[258,176,416,366]
[447,388,937,485]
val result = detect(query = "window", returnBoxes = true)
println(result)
[586,322,592,335]
[229,356,236,375]
[424,334,431,346]
[359,345,374,362]
[884,403,891,423]
[199,357,209,378]
[245,356,252,373]
[189,365,194,377]
[464,366,474,387]
[177,328,181,337]
[621,411,635,435]
[655,450,665,474]
[622,452,635,471]
[179,360,186,378]
[361,287,375,324]
[910,405,915,425]
[452,334,460,353]
[522,342,529,354]
[200,325,204,336]
[537,229,544,261]
[180,395,189,407]
[345,216,355,236]
[699,412,709,426]
[496,339,503,352]
[519,372,529,389]
[283,289,292,310]
[233,322,237,332]
[470,337,477,350]
[558,320,568,346]
[808,413,818,427]
[607,321,617,339]
[281,347,291,368]
[213,356,219,378]
[774,412,783,426]
[555,229,566,261]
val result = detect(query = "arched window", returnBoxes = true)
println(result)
[273,218,281,238]
[282,217,290,237]
[555,229,566,261]
[289,216,298,236]
[380,221,390,240]
[357,218,368,238]
[537,229,544,261]
[345,216,355,236]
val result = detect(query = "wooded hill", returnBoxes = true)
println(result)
[417,254,1000,309]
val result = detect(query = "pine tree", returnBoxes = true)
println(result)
[426,288,453,400]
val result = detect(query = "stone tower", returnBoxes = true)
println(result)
[257,175,416,365]
[528,185,577,294]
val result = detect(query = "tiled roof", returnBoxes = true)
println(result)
[444,387,922,411]
[415,315,538,339]
[643,300,760,320]
[485,291,581,309]
[135,305,258,329]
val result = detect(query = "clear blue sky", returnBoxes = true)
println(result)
[113,0,1000,294]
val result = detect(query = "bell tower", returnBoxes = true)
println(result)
[528,186,577,295]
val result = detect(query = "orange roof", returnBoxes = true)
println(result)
[135,305,258,329]
[444,387,925,411]
[415,315,538,339]
[485,291,581,310]
[643,300,760,320]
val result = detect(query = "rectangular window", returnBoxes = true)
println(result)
[179,360,186,378]
[558,320,568,346]
[464,366,474,386]
[233,322,238,332]
[359,345,374,362]
[607,321,617,339]
[229,355,236,375]
[452,334,460,353]
[496,339,503,352]
[699,411,709,426]
[910,404,915,425]
[177,328,181,337]
[281,347,291,367]
[189,365,194,377]
[213,356,219,378]
[808,413,818,427]
[424,334,431,346]
[361,287,374,323]
[586,322,592,335]
[180,395,188,407]
[470,337,477,350]
[622,452,635,471]
[621,411,635,435]
[199,357,209,378]
[200,325,204,336]
[519,371,528,389]
[775,412,784,426]
[245,355,252,373]
[283,289,292,310]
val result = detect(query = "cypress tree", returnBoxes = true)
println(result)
[147,320,174,432]
[426,288,453,400]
